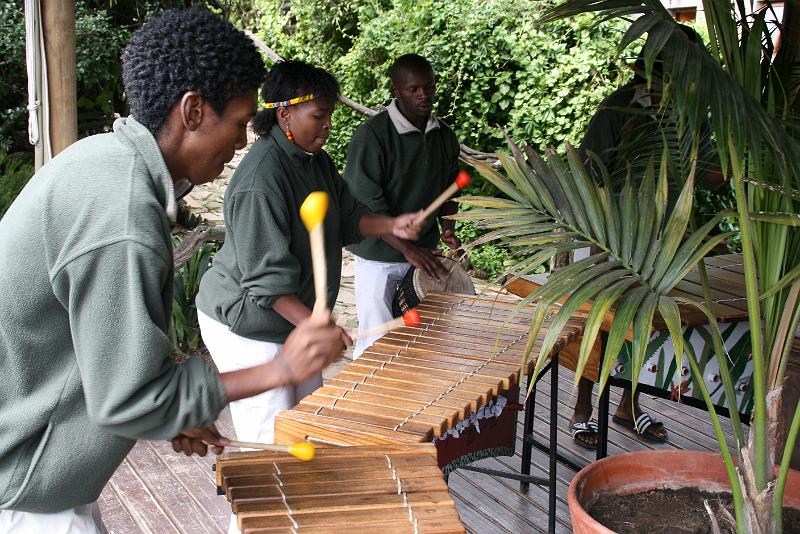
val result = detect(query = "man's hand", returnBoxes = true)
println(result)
[170,424,228,457]
[440,228,461,250]
[279,311,350,385]
[391,212,423,241]
[403,245,447,281]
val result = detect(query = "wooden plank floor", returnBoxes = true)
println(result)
[99,366,736,533]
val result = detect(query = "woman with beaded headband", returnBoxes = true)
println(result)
[196,61,423,482]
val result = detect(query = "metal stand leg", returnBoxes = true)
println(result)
[548,352,559,534]
[519,368,538,491]
[596,332,610,460]
[461,357,558,532]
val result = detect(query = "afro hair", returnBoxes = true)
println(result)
[122,9,266,135]
[252,60,340,137]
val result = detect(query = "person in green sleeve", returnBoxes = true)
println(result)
[343,54,462,358]
[0,10,348,533]
[195,60,421,453]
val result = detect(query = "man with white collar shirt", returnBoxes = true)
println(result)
[344,54,462,357]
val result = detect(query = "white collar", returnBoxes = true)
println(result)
[166,178,197,223]
[387,100,440,134]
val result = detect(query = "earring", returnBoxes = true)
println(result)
[283,120,294,143]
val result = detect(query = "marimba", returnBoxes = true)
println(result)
[214,443,464,533]
[275,292,585,476]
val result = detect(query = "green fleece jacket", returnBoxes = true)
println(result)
[196,126,368,343]
[0,118,227,513]
[344,100,460,262]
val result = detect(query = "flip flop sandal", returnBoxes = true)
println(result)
[612,412,668,443]
[569,419,599,450]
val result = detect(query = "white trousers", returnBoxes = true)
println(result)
[0,502,106,534]
[198,311,322,534]
[197,311,322,445]
[353,257,411,358]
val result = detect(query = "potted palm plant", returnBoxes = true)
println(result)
[456,1,800,531]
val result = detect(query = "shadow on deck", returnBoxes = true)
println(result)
[99,366,734,533]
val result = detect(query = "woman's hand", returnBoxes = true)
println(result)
[391,212,423,241]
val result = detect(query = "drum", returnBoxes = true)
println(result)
[214,443,465,534]
[392,257,476,318]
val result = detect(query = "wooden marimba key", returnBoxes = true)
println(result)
[214,443,464,533]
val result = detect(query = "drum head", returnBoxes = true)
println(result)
[412,256,476,300]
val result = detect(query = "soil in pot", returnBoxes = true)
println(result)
[589,487,800,533]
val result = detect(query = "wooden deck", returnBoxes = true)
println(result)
[98,363,734,534]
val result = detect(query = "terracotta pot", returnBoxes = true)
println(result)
[568,449,800,533]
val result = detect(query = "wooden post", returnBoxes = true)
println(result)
[42,0,77,157]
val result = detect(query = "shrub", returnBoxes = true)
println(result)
[249,0,630,277]
[0,151,33,218]
[1,1,204,152]
[251,0,630,168]
[170,237,217,357]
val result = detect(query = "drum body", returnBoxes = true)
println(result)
[392,257,476,317]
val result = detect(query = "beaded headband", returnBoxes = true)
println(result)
[264,93,317,109]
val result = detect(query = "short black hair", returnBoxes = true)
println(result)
[252,60,340,137]
[122,9,266,135]
[390,54,434,84]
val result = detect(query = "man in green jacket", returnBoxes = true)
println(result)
[344,54,462,357]
[0,10,347,533]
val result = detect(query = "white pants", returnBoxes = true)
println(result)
[0,502,105,534]
[197,311,322,445]
[198,311,321,534]
[353,257,411,358]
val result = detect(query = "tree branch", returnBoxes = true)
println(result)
[173,225,225,269]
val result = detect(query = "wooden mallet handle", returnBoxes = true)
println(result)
[355,309,421,340]
[224,440,316,461]
[415,170,471,224]
[300,192,329,316]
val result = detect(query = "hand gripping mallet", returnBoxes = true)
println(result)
[415,170,471,225]
[300,192,330,316]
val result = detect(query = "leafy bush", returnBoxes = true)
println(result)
[0,2,27,152]
[251,0,629,168]
[73,4,131,127]
[1,0,205,152]
[0,151,33,218]
[170,237,217,357]
[695,179,740,253]
[249,0,629,276]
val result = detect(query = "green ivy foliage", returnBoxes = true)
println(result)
[251,0,630,168]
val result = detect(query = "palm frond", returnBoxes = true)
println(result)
[542,0,800,192]
[462,137,720,394]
